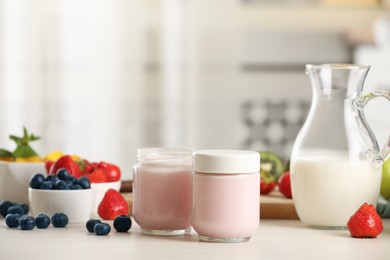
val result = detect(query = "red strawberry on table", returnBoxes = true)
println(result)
[49,155,82,178]
[347,203,383,238]
[98,189,128,220]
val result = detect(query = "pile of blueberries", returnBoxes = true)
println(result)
[1,200,69,230]
[30,169,91,190]
[86,215,132,236]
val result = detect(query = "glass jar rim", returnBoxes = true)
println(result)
[306,63,370,70]
[137,147,193,164]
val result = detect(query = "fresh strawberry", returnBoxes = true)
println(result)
[49,155,82,178]
[45,160,54,173]
[278,171,292,198]
[98,162,121,182]
[86,168,107,183]
[98,189,128,220]
[81,160,94,174]
[260,170,276,195]
[347,203,383,238]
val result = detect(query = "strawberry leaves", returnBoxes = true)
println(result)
[10,127,40,158]
[0,127,41,161]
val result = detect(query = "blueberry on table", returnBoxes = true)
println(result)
[77,177,91,189]
[57,168,71,181]
[6,205,24,215]
[17,203,29,214]
[0,201,14,217]
[86,219,102,233]
[94,223,111,236]
[113,215,132,232]
[19,215,35,230]
[30,173,45,189]
[35,214,51,229]
[5,214,22,228]
[51,213,69,228]
[39,181,54,190]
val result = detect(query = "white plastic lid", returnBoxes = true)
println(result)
[193,149,260,174]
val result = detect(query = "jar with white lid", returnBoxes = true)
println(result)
[133,148,193,236]
[192,149,260,242]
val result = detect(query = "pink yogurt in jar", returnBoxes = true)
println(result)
[133,148,193,236]
[192,150,260,242]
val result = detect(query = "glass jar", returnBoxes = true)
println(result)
[192,150,260,242]
[133,148,193,235]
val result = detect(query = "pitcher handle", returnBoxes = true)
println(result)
[353,90,390,161]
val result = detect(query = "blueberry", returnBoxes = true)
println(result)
[5,214,22,228]
[54,180,69,190]
[94,223,111,236]
[57,168,71,181]
[19,215,35,230]
[35,214,50,229]
[86,219,102,233]
[0,201,14,217]
[16,203,29,214]
[7,205,24,215]
[69,184,82,190]
[113,215,132,232]
[39,181,54,190]
[30,173,45,189]
[45,175,60,183]
[51,213,68,228]
[77,177,91,189]
[69,176,77,184]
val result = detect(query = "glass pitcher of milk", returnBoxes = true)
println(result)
[291,64,390,229]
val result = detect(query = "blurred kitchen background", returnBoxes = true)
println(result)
[0,0,389,180]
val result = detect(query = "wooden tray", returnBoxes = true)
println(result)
[260,191,298,219]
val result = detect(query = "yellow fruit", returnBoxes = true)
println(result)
[44,150,64,161]
[71,154,82,161]
[15,156,43,162]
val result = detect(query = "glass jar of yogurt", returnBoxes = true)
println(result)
[192,149,260,242]
[133,148,193,235]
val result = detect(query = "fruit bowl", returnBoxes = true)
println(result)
[0,162,46,204]
[28,188,95,223]
[91,181,121,215]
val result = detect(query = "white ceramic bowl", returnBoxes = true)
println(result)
[91,181,121,215]
[0,162,46,204]
[28,188,95,223]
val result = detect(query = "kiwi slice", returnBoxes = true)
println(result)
[259,151,285,181]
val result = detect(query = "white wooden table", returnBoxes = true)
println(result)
[1,218,390,260]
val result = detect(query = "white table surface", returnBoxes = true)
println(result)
[1,218,390,260]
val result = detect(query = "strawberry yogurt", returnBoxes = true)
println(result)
[192,150,260,242]
[133,148,193,235]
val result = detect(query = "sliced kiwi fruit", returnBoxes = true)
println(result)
[259,151,285,181]
[285,158,290,172]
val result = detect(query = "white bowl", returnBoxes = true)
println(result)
[28,188,95,223]
[0,162,46,204]
[91,181,121,215]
